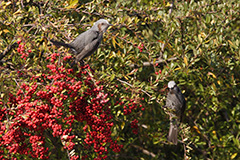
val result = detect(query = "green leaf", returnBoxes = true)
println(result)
[65,0,78,9]
[206,14,210,23]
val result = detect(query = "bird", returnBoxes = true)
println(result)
[50,19,112,64]
[165,80,186,145]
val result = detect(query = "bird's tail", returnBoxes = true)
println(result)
[168,119,178,145]
[50,39,74,49]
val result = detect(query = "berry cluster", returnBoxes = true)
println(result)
[118,96,144,135]
[155,69,162,75]
[131,119,139,135]
[137,43,144,52]
[123,100,144,115]
[0,53,125,159]
[17,40,31,60]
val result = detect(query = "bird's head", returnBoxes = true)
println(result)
[168,81,177,93]
[92,19,113,33]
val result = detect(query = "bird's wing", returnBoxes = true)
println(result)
[175,88,185,109]
[166,93,176,110]
[175,88,186,122]
[75,31,103,62]
[70,30,99,54]
[166,91,183,117]
[174,87,186,121]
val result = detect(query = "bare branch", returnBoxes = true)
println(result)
[116,78,152,98]
[168,0,174,16]
[0,41,17,61]
[131,144,156,158]
[129,57,178,68]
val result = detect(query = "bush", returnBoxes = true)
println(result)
[0,0,239,159]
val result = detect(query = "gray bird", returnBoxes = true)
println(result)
[165,81,186,145]
[50,19,112,64]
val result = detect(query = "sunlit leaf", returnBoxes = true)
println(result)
[65,0,78,9]
[193,126,201,134]
[3,29,10,33]
[184,57,188,66]
[112,37,116,49]
[228,40,237,49]
[231,153,238,159]
[208,72,217,79]
[175,67,181,71]
[13,9,22,15]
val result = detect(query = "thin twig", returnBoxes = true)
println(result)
[116,78,152,98]
[129,57,178,68]
[13,78,26,98]
[196,32,211,50]
[131,144,156,158]
[180,129,187,159]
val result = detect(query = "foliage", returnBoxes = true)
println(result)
[0,0,240,159]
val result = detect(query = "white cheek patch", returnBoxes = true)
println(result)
[168,81,176,89]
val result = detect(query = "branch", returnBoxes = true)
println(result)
[196,32,211,50]
[116,78,152,98]
[0,41,17,61]
[168,0,174,16]
[13,78,26,98]
[131,144,156,158]
[129,57,178,68]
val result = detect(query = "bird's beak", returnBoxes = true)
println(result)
[108,23,113,27]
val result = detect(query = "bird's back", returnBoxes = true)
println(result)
[70,29,100,55]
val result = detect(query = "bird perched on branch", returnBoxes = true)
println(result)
[50,19,112,64]
[165,81,186,145]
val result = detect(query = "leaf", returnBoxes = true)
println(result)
[228,40,237,49]
[121,121,125,130]
[2,1,12,9]
[212,130,216,135]
[206,14,210,23]
[3,29,10,33]
[110,73,115,81]
[174,67,181,71]
[165,2,172,7]
[193,126,201,134]
[127,68,138,76]
[198,34,202,43]
[163,52,167,59]
[157,40,164,44]
[65,0,78,9]
[231,153,237,159]
[184,57,188,66]
[123,74,129,80]
[208,72,217,79]
[112,37,116,49]
[13,9,22,15]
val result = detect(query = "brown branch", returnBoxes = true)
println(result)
[129,57,178,68]
[168,0,174,16]
[131,144,156,158]
[0,41,17,61]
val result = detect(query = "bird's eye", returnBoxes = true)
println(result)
[102,23,105,25]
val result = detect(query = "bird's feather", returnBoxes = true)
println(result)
[74,31,103,62]
[70,30,100,54]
